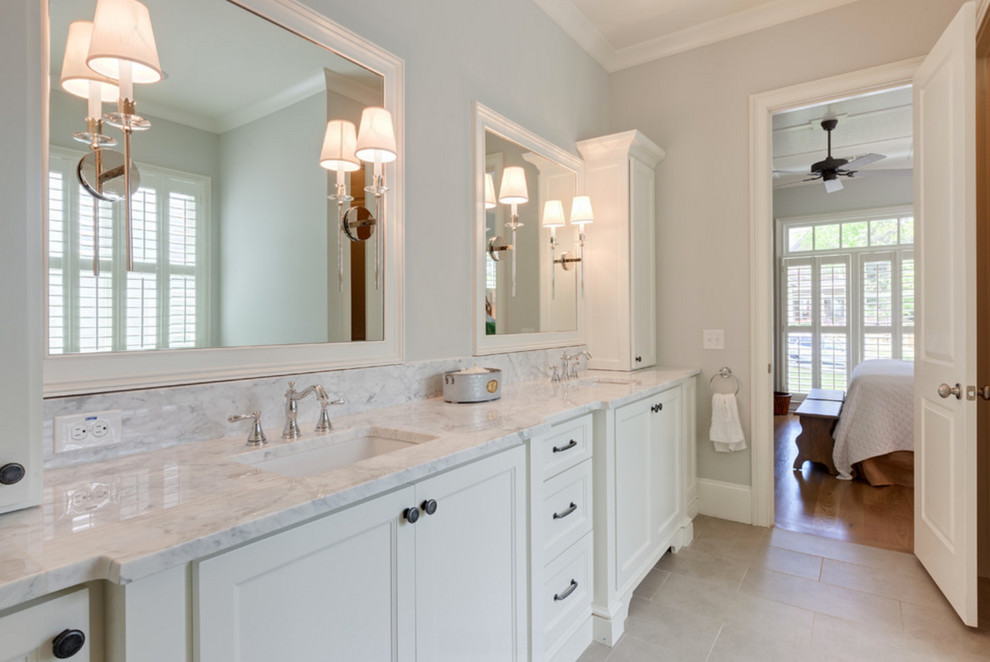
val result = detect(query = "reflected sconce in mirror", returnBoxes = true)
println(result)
[59,20,121,276]
[484,173,497,210]
[498,165,528,297]
[81,0,163,272]
[542,200,566,299]
[355,107,398,291]
[568,195,595,296]
[319,119,360,291]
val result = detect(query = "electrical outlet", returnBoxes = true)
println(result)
[703,329,725,350]
[54,410,122,453]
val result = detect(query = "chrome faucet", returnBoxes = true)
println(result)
[560,350,592,381]
[228,411,267,446]
[283,381,345,439]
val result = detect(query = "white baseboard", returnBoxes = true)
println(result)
[697,478,753,524]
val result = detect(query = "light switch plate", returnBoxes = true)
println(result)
[54,410,122,454]
[703,329,725,350]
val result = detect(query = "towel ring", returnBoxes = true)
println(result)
[708,366,739,395]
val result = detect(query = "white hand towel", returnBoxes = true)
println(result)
[710,392,746,452]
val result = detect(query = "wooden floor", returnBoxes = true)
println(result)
[774,414,914,553]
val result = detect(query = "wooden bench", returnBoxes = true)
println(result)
[793,392,844,474]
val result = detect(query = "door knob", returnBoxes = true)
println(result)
[977,386,990,401]
[937,383,962,399]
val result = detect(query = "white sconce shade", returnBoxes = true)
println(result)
[570,195,595,226]
[87,0,163,84]
[542,200,565,228]
[60,21,120,102]
[485,173,497,209]
[319,120,361,172]
[498,166,528,205]
[355,107,398,163]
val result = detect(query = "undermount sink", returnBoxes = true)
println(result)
[234,426,437,478]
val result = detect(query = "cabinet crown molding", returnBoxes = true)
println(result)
[576,130,666,167]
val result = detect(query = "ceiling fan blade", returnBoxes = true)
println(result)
[842,153,885,169]
[824,178,844,193]
[773,167,813,175]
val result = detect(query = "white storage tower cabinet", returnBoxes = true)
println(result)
[576,131,665,372]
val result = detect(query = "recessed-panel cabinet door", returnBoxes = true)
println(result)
[196,487,415,662]
[650,387,682,547]
[414,446,527,661]
[613,397,654,592]
[0,588,90,662]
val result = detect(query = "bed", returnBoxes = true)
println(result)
[832,359,914,486]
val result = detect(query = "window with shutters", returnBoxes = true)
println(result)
[777,209,913,395]
[47,147,210,354]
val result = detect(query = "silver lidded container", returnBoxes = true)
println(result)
[442,365,501,403]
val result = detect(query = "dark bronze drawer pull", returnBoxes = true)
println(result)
[554,579,578,601]
[553,502,577,520]
[552,439,578,453]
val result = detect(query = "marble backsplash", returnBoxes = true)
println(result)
[42,348,584,469]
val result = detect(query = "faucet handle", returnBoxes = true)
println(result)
[228,411,267,446]
[315,396,346,433]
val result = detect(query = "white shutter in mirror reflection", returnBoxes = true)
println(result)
[47,149,208,354]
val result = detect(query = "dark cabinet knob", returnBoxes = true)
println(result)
[635,356,643,363]
[52,629,86,658]
[421,499,438,516]
[650,403,663,414]
[0,463,25,486]
[403,507,420,524]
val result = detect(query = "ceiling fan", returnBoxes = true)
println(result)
[775,118,886,193]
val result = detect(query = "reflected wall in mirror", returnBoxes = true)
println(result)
[48,0,385,356]
[473,103,585,356]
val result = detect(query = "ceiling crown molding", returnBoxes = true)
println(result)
[535,0,862,73]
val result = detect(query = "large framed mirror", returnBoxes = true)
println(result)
[473,102,585,355]
[43,0,404,395]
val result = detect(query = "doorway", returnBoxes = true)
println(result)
[769,88,916,552]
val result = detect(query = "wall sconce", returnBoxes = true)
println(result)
[319,119,360,292]
[86,0,163,272]
[355,107,397,292]
[60,20,121,276]
[485,173,497,210]
[498,166,528,297]
[569,195,595,297]
[542,200,566,299]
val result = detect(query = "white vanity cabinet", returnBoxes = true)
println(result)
[577,131,666,372]
[592,382,694,645]
[195,445,528,662]
[0,588,91,661]
[528,413,595,662]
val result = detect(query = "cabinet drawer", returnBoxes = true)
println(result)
[540,413,592,479]
[542,460,592,560]
[544,532,593,656]
[0,587,91,661]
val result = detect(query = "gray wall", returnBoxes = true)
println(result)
[609,0,964,487]
[773,173,913,220]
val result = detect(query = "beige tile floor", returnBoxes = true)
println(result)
[578,516,990,661]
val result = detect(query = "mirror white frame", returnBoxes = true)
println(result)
[472,102,585,355]
[42,0,405,396]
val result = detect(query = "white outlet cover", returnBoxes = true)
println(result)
[703,329,725,350]
[54,409,123,453]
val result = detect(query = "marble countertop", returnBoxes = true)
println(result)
[0,368,697,611]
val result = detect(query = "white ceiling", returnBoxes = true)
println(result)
[533,0,862,72]
[50,0,381,134]
[772,86,913,191]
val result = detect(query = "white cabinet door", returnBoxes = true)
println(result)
[196,486,415,662]
[650,387,682,548]
[414,445,528,662]
[613,397,654,592]
[0,589,90,662]
[629,157,657,369]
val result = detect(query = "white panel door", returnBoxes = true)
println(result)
[0,588,90,662]
[196,486,415,662]
[913,1,978,626]
[651,387,682,547]
[629,158,657,368]
[613,398,653,592]
[413,445,528,661]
